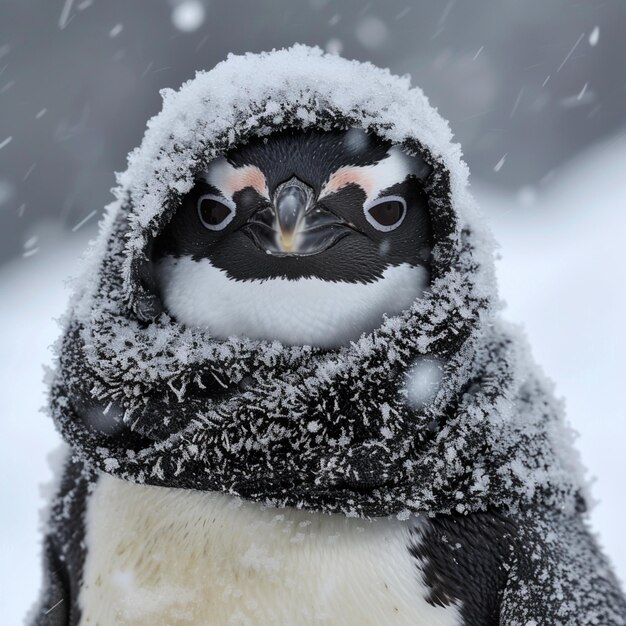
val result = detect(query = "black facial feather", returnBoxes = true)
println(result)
[227,128,392,194]
[153,129,434,283]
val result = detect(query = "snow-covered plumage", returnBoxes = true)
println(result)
[31,45,626,625]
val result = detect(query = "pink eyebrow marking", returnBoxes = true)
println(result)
[222,165,269,199]
[319,166,374,199]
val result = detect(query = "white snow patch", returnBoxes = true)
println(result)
[0,224,90,625]
[405,357,444,410]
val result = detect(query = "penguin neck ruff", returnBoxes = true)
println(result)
[49,45,584,519]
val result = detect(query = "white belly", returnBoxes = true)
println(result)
[79,476,462,626]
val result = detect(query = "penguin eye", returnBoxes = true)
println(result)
[364,196,406,232]
[197,194,236,231]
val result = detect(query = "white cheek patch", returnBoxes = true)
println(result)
[156,257,429,348]
[319,147,414,204]
[200,157,269,202]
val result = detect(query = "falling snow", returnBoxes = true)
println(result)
[557,32,585,72]
[510,88,524,119]
[71,210,97,232]
[325,38,343,55]
[355,16,388,49]
[22,247,39,259]
[171,0,206,33]
[0,179,14,206]
[404,358,444,409]
[58,0,74,29]
[109,24,124,38]
[494,154,507,172]
[23,164,37,182]
[23,235,39,250]
[328,14,340,27]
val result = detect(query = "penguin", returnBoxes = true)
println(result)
[152,128,434,348]
[33,46,626,626]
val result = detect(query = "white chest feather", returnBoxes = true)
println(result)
[79,477,462,626]
[156,258,428,348]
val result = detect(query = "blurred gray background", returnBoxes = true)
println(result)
[1,0,625,264]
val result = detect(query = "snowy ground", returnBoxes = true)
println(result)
[1,135,625,623]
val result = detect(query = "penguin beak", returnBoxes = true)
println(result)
[242,177,355,256]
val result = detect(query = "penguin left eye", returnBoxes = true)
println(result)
[197,194,236,231]
[364,196,406,232]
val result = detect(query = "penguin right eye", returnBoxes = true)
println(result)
[197,194,236,231]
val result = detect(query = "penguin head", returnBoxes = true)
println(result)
[152,128,434,347]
